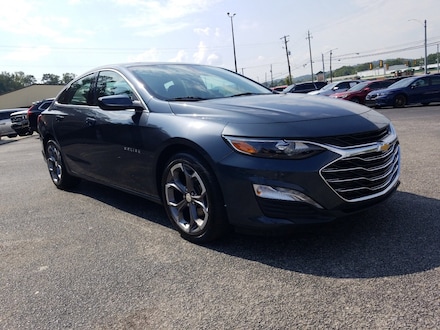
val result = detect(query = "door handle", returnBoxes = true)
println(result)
[85,117,96,126]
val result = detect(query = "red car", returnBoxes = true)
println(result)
[330,79,397,104]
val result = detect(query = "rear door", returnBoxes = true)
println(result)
[407,77,430,104]
[51,73,97,177]
[429,75,440,102]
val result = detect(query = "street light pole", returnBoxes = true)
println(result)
[424,19,428,74]
[227,12,238,73]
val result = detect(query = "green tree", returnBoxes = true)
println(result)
[0,71,37,94]
[41,73,61,84]
[61,73,76,84]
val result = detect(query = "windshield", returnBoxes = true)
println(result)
[387,77,415,89]
[320,82,338,91]
[347,81,369,92]
[129,64,272,101]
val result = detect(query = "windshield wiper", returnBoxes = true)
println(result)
[167,96,207,102]
[229,92,258,97]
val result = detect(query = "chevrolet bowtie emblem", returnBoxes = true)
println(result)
[378,142,390,152]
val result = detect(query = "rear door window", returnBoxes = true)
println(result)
[58,73,96,105]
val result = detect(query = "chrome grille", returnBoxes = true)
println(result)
[11,115,26,123]
[321,140,400,201]
[312,126,390,147]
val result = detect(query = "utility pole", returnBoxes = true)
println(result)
[424,19,428,74]
[330,49,334,82]
[437,44,439,73]
[306,30,314,81]
[270,64,273,87]
[281,35,292,84]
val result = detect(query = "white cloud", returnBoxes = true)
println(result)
[207,53,221,66]
[4,45,51,62]
[169,50,188,62]
[194,27,211,36]
[114,0,220,36]
[128,48,160,62]
[193,41,207,63]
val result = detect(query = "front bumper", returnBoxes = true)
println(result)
[365,95,393,108]
[217,127,400,230]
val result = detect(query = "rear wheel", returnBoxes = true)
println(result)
[45,140,80,189]
[161,153,229,243]
[393,94,406,107]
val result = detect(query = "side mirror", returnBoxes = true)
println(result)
[98,95,143,111]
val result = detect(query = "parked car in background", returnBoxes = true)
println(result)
[0,109,21,139]
[27,98,54,131]
[330,79,397,104]
[10,109,33,136]
[365,74,440,108]
[38,62,400,243]
[271,85,288,92]
[283,81,327,94]
[308,80,362,96]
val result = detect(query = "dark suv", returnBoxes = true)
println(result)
[283,82,327,93]
[27,98,54,131]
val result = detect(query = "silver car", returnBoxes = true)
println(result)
[308,80,362,96]
[0,109,22,139]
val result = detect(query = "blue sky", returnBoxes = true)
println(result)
[1,0,439,83]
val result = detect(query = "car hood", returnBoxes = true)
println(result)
[330,91,349,98]
[369,84,409,96]
[167,93,389,138]
[11,110,28,116]
[168,93,369,122]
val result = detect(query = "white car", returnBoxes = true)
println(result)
[308,80,362,96]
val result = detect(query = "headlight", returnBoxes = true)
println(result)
[223,136,325,159]
[377,91,391,97]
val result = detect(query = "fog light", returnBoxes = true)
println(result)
[253,184,323,209]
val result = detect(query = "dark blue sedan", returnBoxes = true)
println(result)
[365,74,440,108]
[38,63,400,243]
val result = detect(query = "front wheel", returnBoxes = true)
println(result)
[161,153,229,243]
[393,95,406,108]
[45,140,80,190]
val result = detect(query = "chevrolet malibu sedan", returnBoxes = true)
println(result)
[365,74,440,108]
[38,63,400,243]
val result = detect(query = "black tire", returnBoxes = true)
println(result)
[393,94,406,108]
[421,102,430,106]
[351,97,360,103]
[161,153,229,243]
[45,140,80,190]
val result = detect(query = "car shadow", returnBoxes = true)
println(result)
[71,181,440,279]
[71,180,172,229]
[209,191,440,279]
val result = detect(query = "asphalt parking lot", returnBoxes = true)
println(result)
[1,105,439,329]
